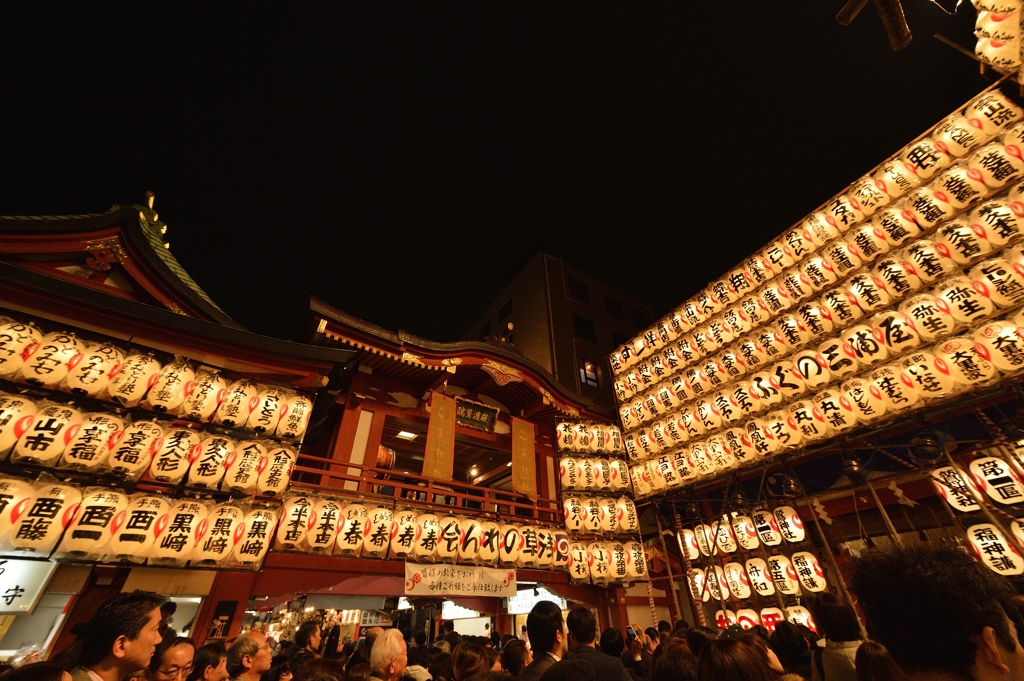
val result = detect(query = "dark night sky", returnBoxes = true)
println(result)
[0,2,990,342]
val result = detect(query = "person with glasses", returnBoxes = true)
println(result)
[227,633,273,681]
[143,637,196,681]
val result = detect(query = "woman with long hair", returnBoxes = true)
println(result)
[444,643,490,681]
[855,642,908,681]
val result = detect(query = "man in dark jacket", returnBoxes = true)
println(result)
[518,601,572,681]
[566,607,631,681]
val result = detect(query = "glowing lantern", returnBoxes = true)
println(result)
[873,160,923,200]
[0,478,35,543]
[306,498,343,553]
[847,274,891,313]
[362,507,393,558]
[536,527,556,569]
[724,426,758,463]
[0,323,41,379]
[517,525,540,567]
[905,188,955,228]
[601,542,624,582]
[773,506,806,543]
[231,507,277,566]
[568,542,590,584]
[689,568,711,602]
[181,368,228,421]
[873,255,922,298]
[931,466,981,512]
[783,398,826,443]
[624,541,646,581]
[791,351,831,388]
[770,361,806,400]
[901,352,957,399]
[499,524,522,566]
[480,520,505,564]
[767,554,802,595]
[609,459,630,492]
[737,609,762,630]
[906,240,956,284]
[871,207,922,246]
[107,494,170,561]
[765,408,802,451]
[149,499,208,565]
[870,364,922,412]
[275,496,314,549]
[222,440,268,494]
[689,442,716,477]
[933,115,986,157]
[746,558,775,597]
[706,436,736,471]
[680,529,700,560]
[871,311,922,352]
[337,504,368,557]
[143,357,195,413]
[969,200,1024,247]
[974,321,1024,373]
[554,532,571,570]
[935,219,994,265]
[967,90,1024,135]
[796,302,835,338]
[842,377,888,423]
[969,456,1024,505]
[821,288,865,328]
[934,336,998,386]
[630,464,653,497]
[787,606,818,633]
[616,496,639,534]
[65,342,125,398]
[559,457,579,491]
[591,457,613,492]
[577,457,597,489]
[6,483,80,556]
[729,515,759,551]
[848,225,891,262]
[791,552,827,592]
[105,420,162,480]
[694,523,716,557]
[257,447,295,497]
[967,522,1024,575]
[715,609,739,630]
[713,518,738,554]
[245,386,287,434]
[106,352,162,407]
[596,497,617,534]
[760,608,787,634]
[971,258,1024,309]
[842,324,889,366]
[214,379,260,428]
[388,509,418,559]
[817,337,859,379]
[187,435,234,488]
[555,422,576,451]
[622,432,640,461]
[813,389,858,433]
[19,332,84,389]
[190,503,244,564]
[62,413,124,471]
[933,165,988,210]
[751,509,783,546]
[12,402,84,466]
[746,418,778,457]
[148,428,201,484]
[0,394,37,456]
[586,542,613,587]
[970,144,1024,188]
[582,497,602,533]
[724,561,751,599]
[899,294,956,342]
[59,490,129,556]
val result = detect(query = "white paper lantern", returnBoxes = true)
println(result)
[474,521,501,565]
[276,496,314,549]
[363,507,393,558]
[767,554,802,595]
[143,357,195,413]
[905,188,955,228]
[12,402,84,465]
[19,332,84,388]
[934,336,999,386]
[730,515,759,550]
[735,609,761,631]
[792,351,832,389]
[813,389,858,433]
[872,364,922,412]
[751,508,783,546]
[247,386,289,434]
[587,542,613,586]
[871,207,923,246]
[787,605,818,634]
[231,507,278,566]
[214,379,260,428]
[899,295,957,342]
[0,394,37,456]
[62,413,124,471]
[967,522,1024,575]
[847,274,891,313]
[222,440,268,493]
[620,541,644,581]
[104,420,162,480]
[60,490,129,556]
[518,525,540,567]
[723,561,752,599]
[817,337,859,379]
[0,478,36,543]
[257,447,295,497]
[555,422,576,451]
[933,115,986,157]
[790,552,827,592]
[746,557,775,597]
[533,527,555,568]
[826,194,867,231]
[842,324,889,367]
[935,219,994,265]
[970,258,1024,309]
[180,369,228,421]
[559,457,580,491]
[108,494,170,561]
[693,523,716,557]
[872,311,922,353]
[931,466,981,512]
[568,542,590,583]
[582,497,602,533]
[758,608,787,634]
[970,456,1024,505]
[824,241,864,276]
[563,496,586,534]
[148,428,202,484]
[796,302,835,338]
[337,504,368,557]
[106,352,162,407]
[773,506,806,543]
[65,342,125,398]
[932,165,988,211]
[596,497,617,534]
[969,200,1024,247]
[901,352,957,399]
[724,426,758,463]
[974,321,1024,373]
[629,464,652,497]
[765,409,802,451]
[0,323,41,379]
[821,288,865,328]
[303,498,342,553]
[575,457,597,489]
[970,144,1024,188]
[967,90,1024,135]
[689,568,711,602]
[499,524,522,566]
[906,240,957,285]
[190,503,244,564]
[7,483,81,555]
[679,529,700,560]
[713,518,739,554]
[706,436,736,471]
[746,418,778,457]
[186,435,233,488]
[616,496,639,534]
[849,225,891,262]
[149,499,208,564]
[387,508,418,558]
[689,441,716,477]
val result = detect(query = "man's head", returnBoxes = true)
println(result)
[413,630,427,648]
[807,592,862,642]
[566,607,598,648]
[501,639,530,677]
[851,544,1024,681]
[527,601,566,657]
[657,620,671,635]
[599,627,624,657]
[159,601,177,626]
[370,628,407,681]
[444,620,456,634]
[143,636,194,681]
[296,621,321,653]
[365,626,385,649]
[79,590,166,674]
[226,632,272,679]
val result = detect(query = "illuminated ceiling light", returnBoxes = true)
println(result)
[470,468,478,476]
[396,431,418,440]
[506,462,512,467]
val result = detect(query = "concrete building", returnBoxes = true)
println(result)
[463,248,654,409]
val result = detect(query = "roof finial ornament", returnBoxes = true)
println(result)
[146,190,155,209]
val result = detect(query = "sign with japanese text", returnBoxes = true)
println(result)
[511,417,537,500]
[0,558,56,614]
[455,399,498,432]
[423,392,456,481]
[404,563,517,597]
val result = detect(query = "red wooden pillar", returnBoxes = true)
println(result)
[49,566,129,659]
[191,571,259,645]
[609,586,630,635]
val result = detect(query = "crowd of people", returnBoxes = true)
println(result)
[4,544,1024,681]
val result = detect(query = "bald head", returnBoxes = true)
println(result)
[366,627,385,647]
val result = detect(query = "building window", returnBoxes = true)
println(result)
[579,358,600,388]
[605,296,625,319]
[611,331,629,347]
[498,298,512,322]
[572,314,597,343]
[479,321,491,341]
[566,277,590,303]
[631,308,649,329]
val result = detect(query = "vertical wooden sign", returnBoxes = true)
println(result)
[423,391,456,481]
[511,417,537,500]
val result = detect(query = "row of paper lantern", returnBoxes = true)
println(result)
[558,457,633,493]
[611,89,1024,380]
[618,233,1024,440]
[561,495,640,535]
[689,551,827,604]
[0,394,295,495]
[0,321,312,440]
[566,540,648,586]
[932,454,1024,512]
[0,477,278,568]
[555,422,624,455]
[974,0,1021,69]
[622,319,1024,495]
[715,605,815,635]
[677,508,806,557]
[617,227,1024,424]
[277,497,575,571]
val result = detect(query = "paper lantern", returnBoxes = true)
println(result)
[616,496,639,534]
[724,426,758,463]
[871,364,922,412]
[931,466,981,512]
[190,503,244,564]
[842,377,888,423]
[621,541,645,581]
[816,337,858,379]
[106,352,162,407]
[337,504,368,557]
[60,490,129,556]
[826,194,866,231]
[685,366,712,397]
[629,465,652,497]
[871,311,922,352]
[65,342,125,398]
[257,447,295,496]
[516,526,538,567]
[231,507,278,566]
[767,555,802,595]
[825,241,864,277]
[582,497,602,533]
[970,144,1024,188]
[559,457,580,491]
[906,240,957,284]
[553,532,570,570]
[746,558,775,597]
[813,389,858,433]
[871,254,923,301]
[770,361,806,401]
[187,435,234,488]
[214,379,260,428]
[575,457,596,489]
[457,518,482,563]
[536,527,556,569]
[103,420,161,480]
[706,436,736,471]
[606,425,623,454]
[680,529,700,560]
[148,428,202,484]
[969,456,1024,505]
[967,522,1024,575]
[143,357,195,412]
[969,200,1024,247]
[901,352,957,399]
[619,404,637,432]
[787,606,818,634]
[842,324,889,366]
[906,188,955,228]
[11,402,84,465]
[680,409,707,441]
[7,483,81,555]
[278,391,314,440]
[751,509,783,546]
[849,225,891,262]
[934,336,999,386]
[974,321,1024,373]
[499,524,522,566]
[714,609,738,630]
[222,440,268,493]
[586,542,613,587]
[622,432,640,461]
[0,478,36,543]
[246,386,288,434]
[62,413,124,471]
[713,518,738,554]
[596,497,617,534]
[608,459,630,492]
[899,294,957,342]
[791,552,827,592]
[966,90,1024,135]
[568,542,590,583]
[19,332,84,388]
[387,508,418,558]
[689,442,716,477]
[723,561,752,599]
[765,408,802,451]
[736,609,762,630]
[932,165,988,210]
[275,496,314,549]
[971,258,1024,309]
[821,288,865,328]
[759,608,787,634]
[555,422,576,451]
[746,418,778,457]
[694,523,716,557]
[935,219,994,265]
[0,394,37,456]
[933,115,986,157]
[728,515,758,550]
[363,507,393,559]
[180,368,228,421]
[689,568,711,602]
[795,302,835,339]
[791,351,831,389]
[773,506,806,543]
[149,499,208,564]
[847,274,891,313]
[0,323,42,378]
[694,398,722,432]
[871,207,923,246]
[108,494,171,561]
